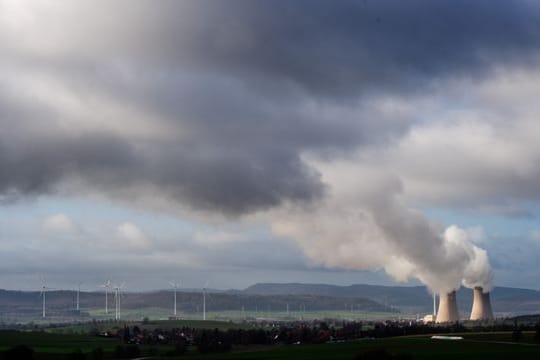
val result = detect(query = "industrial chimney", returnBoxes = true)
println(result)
[470,286,494,320]
[436,290,459,323]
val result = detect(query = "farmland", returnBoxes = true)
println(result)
[1,330,539,359]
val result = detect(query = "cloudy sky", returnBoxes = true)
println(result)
[1,0,540,292]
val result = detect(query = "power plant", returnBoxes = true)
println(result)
[435,290,459,323]
[469,286,494,320]
[431,287,495,323]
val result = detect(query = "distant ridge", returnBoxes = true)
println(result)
[243,283,540,315]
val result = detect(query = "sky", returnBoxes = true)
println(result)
[1,0,540,292]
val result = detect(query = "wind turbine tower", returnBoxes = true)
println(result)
[169,281,180,318]
[113,283,125,320]
[76,282,83,312]
[100,280,111,314]
[202,281,209,321]
[40,285,47,318]
[39,279,53,318]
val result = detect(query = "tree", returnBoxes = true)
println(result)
[68,349,86,360]
[4,345,35,360]
[512,328,523,342]
[91,347,104,360]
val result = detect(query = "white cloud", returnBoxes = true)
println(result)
[193,230,249,248]
[529,229,540,241]
[115,222,152,250]
[43,213,77,234]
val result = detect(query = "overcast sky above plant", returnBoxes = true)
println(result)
[1,0,540,291]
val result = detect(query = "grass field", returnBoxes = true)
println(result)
[1,308,404,326]
[137,319,255,330]
[0,330,118,353]
[83,308,404,322]
[2,328,540,359]
[449,331,538,343]
[186,337,540,360]
[207,310,405,322]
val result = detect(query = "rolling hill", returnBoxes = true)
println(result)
[243,283,540,316]
[0,288,394,319]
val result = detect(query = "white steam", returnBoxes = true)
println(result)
[271,165,492,294]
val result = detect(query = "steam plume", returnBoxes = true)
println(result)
[271,173,492,294]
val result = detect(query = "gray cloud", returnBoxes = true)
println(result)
[2,1,540,291]
[50,0,538,96]
[2,1,540,215]
[175,0,540,97]
[0,132,135,198]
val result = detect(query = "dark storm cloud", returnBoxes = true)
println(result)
[0,126,322,213]
[0,132,136,198]
[140,145,324,214]
[121,0,540,96]
[2,0,540,214]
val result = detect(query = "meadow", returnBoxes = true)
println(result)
[1,329,539,359]
[84,308,404,322]
[187,336,540,360]
[0,330,118,354]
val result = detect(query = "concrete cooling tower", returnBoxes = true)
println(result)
[470,286,494,320]
[436,290,459,323]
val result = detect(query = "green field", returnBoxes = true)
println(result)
[0,308,404,328]
[1,330,539,359]
[83,308,404,322]
[0,330,118,353]
[186,337,540,360]
[206,310,404,322]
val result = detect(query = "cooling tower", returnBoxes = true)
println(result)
[436,290,459,323]
[470,286,494,320]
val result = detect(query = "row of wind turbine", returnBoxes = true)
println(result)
[36,278,210,321]
[99,279,125,320]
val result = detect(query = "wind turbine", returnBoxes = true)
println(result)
[100,280,111,315]
[75,282,83,312]
[112,282,125,320]
[39,278,54,318]
[169,281,181,318]
[202,281,209,321]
